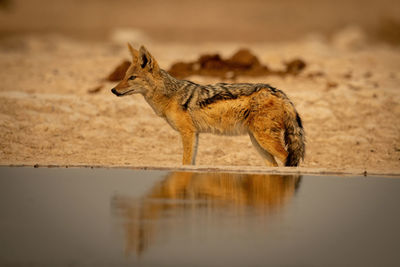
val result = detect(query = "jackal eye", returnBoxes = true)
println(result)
[128,75,136,80]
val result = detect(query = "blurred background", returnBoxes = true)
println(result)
[0,0,399,44]
[0,0,399,171]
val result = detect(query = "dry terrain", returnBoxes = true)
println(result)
[0,28,399,174]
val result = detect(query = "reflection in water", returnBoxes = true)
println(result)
[112,172,301,256]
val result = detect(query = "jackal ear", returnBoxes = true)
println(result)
[127,43,139,62]
[139,45,159,73]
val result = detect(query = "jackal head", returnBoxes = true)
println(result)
[111,44,160,97]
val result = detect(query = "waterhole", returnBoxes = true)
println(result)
[0,167,399,267]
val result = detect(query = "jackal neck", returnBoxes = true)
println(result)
[160,69,186,96]
[141,70,182,117]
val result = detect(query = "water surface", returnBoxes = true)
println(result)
[0,167,399,267]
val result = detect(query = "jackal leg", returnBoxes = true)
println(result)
[248,130,288,167]
[249,132,278,167]
[164,102,198,165]
[180,131,199,165]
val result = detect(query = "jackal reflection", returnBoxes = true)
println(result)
[112,172,301,256]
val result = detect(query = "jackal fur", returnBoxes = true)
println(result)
[111,44,305,166]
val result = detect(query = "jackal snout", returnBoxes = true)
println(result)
[111,88,122,96]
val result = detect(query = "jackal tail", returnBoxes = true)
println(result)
[284,110,305,167]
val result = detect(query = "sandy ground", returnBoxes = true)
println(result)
[0,29,399,174]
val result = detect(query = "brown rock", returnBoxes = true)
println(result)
[107,60,131,81]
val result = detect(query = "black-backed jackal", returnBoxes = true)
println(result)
[111,45,305,166]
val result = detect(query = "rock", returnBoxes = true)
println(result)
[106,60,131,81]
